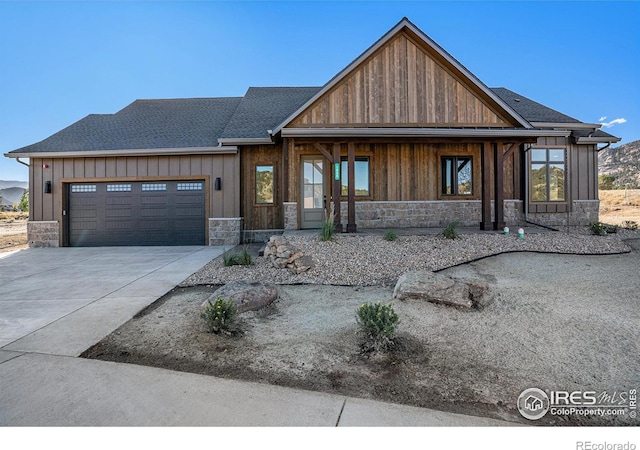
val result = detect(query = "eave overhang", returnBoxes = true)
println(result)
[217,137,274,146]
[530,121,602,130]
[575,135,622,144]
[4,146,238,159]
[280,128,570,139]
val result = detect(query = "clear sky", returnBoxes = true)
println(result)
[1,0,638,182]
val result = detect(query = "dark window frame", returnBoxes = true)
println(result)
[340,156,371,198]
[529,148,566,203]
[255,164,275,205]
[440,156,473,196]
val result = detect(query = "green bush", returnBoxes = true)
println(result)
[621,220,638,230]
[383,230,398,241]
[200,297,237,333]
[589,221,610,236]
[223,246,252,266]
[356,301,399,352]
[441,220,461,239]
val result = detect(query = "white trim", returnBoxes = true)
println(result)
[272,18,532,135]
[5,146,238,159]
[217,138,274,145]
[281,127,570,138]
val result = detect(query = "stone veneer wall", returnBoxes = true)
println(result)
[283,202,298,231]
[27,221,59,248]
[526,200,599,227]
[209,218,242,246]
[337,200,526,229]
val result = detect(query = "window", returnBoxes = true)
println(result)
[340,157,370,197]
[255,165,274,204]
[71,184,96,193]
[177,182,203,191]
[441,156,472,195]
[141,183,167,191]
[106,184,132,192]
[530,148,565,202]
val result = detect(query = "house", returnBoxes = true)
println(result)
[5,18,620,247]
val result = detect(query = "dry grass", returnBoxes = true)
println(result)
[0,211,28,223]
[600,189,640,227]
[0,211,28,251]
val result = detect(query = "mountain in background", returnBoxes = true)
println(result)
[0,180,28,190]
[0,187,26,206]
[599,139,640,189]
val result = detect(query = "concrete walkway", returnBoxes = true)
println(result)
[0,246,514,427]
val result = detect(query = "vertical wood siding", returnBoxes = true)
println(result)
[290,33,513,128]
[241,145,285,230]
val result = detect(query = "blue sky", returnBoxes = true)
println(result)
[1,1,638,182]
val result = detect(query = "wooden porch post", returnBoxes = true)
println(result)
[332,143,342,232]
[480,142,493,230]
[282,138,290,202]
[494,141,505,230]
[347,142,357,233]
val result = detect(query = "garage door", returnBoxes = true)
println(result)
[68,180,206,246]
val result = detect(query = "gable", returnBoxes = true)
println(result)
[286,21,527,130]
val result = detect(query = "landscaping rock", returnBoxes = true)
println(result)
[203,281,278,314]
[264,236,314,274]
[392,270,488,308]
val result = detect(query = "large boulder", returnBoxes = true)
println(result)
[392,270,488,309]
[202,281,278,314]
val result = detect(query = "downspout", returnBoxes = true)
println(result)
[596,142,612,153]
[16,157,30,168]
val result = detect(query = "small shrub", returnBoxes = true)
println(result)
[441,220,461,240]
[589,221,608,236]
[383,230,398,241]
[621,220,638,230]
[356,301,399,352]
[604,223,618,234]
[223,246,252,266]
[200,297,237,333]
[320,212,336,241]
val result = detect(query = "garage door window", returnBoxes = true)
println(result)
[71,184,96,193]
[177,182,203,191]
[106,184,132,192]
[141,183,167,191]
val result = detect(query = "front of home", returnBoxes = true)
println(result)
[5,18,620,247]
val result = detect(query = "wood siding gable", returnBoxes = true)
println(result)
[282,20,528,130]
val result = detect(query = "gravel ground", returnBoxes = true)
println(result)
[182,228,636,288]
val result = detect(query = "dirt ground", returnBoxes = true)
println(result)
[83,242,640,426]
[0,212,28,252]
[600,189,640,227]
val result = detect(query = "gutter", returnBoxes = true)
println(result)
[4,145,239,159]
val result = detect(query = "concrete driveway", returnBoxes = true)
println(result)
[0,246,223,355]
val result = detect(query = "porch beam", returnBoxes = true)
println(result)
[480,142,493,230]
[347,142,357,233]
[332,143,342,232]
[494,141,505,230]
[313,143,334,163]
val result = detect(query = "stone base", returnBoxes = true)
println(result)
[526,200,599,227]
[27,221,60,248]
[209,218,242,247]
[283,202,298,230]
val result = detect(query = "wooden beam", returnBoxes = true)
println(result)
[494,141,505,230]
[313,143,334,162]
[480,141,493,230]
[347,142,357,233]
[332,143,342,232]
[282,138,290,202]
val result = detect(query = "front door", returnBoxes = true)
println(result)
[301,157,325,229]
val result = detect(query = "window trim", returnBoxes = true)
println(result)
[440,155,473,197]
[255,164,275,206]
[339,156,371,199]
[528,147,567,203]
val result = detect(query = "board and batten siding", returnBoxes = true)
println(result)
[29,154,240,223]
[290,33,514,128]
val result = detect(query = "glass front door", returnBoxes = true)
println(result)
[301,157,325,229]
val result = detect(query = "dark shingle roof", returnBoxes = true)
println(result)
[219,87,321,140]
[9,97,242,154]
[491,87,581,123]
